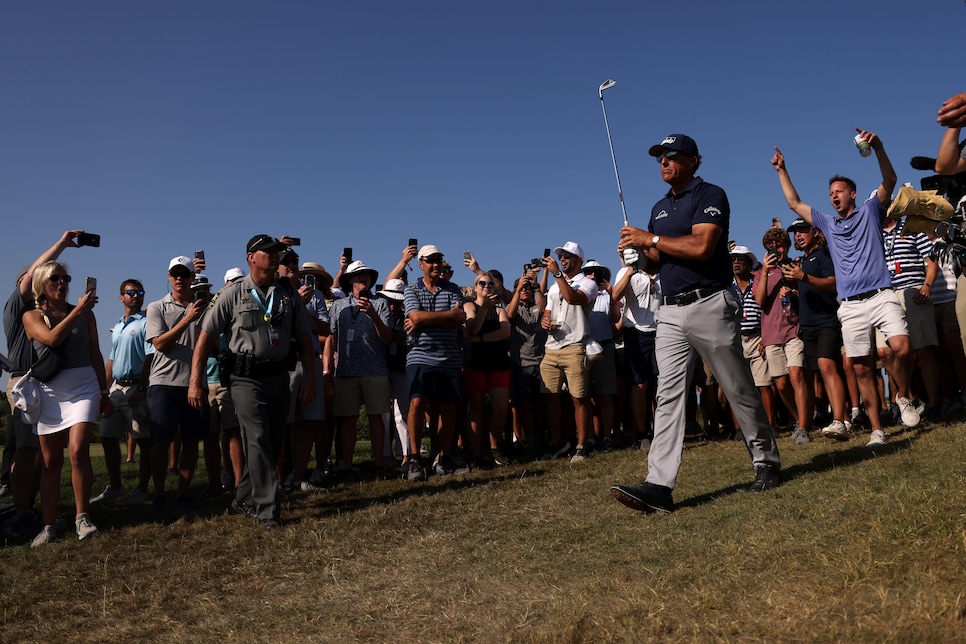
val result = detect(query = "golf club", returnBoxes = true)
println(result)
[599,78,628,226]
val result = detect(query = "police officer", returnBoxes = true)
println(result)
[188,234,316,529]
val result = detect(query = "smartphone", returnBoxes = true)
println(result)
[289,237,301,246]
[343,247,353,262]
[359,288,372,300]
[463,251,472,261]
[408,238,417,248]
[86,277,97,293]
[195,250,205,261]
[304,274,316,290]
[77,232,100,247]
[532,257,544,267]
[543,248,550,258]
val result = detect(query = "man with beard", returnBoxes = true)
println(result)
[539,241,598,461]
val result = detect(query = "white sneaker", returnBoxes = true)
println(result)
[298,480,328,494]
[791,426,811,445]
[75,513,98,541]
[821,420,850,440]
[896,397,920,427]
[90,485,126,504]
[866,430,887,447]
[31,525,56,548]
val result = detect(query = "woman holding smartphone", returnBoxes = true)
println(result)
[463,271,512,467]
[22,261,111,547]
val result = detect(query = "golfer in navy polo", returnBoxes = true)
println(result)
[611,134,782,514]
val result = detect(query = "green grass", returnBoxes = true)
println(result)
[2,420,966,642]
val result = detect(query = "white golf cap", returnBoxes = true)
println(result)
[168,256,193,274]
[730,245,758,265]
[418,244,443,260]
[553,241,584,259]
[224,267,246,284]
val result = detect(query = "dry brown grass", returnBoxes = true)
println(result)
[3,420,966,642]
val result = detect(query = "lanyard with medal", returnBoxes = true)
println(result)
[250,287,280,346]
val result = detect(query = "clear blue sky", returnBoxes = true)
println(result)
[2,0,962,375]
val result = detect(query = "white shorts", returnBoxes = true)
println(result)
[837,289,908,358]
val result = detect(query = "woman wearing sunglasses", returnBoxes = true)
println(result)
[21,261,111,547]
[463,271,512,467]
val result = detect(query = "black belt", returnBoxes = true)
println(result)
[663,286,725,306]
[11,370,29,378]
[115,378,139,387]
[842,287,889,302]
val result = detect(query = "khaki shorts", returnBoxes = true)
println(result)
[100,383,151,441]
[896,288,939,349]
[765,337,805,378]
[540,344,589,398]
[334,375,391,416]
[207,383,238,432]
[741,333,772,387]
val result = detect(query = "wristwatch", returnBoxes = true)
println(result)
[553,271,563,279]
[651,235,661,248]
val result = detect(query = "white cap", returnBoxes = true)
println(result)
[224,267,246,284]
[11,373,41,424]
[191,274,212,291]
[418,244,443,260]
[168,256,193,274]
[730,245,758,265]
[380,278,406,301]
[553,241,584,259]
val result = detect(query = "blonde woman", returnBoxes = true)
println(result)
[463,271,511,467]
[22,261,111,547]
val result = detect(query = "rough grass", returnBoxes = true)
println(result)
[2,420,966,642]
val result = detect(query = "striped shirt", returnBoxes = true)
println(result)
[404,278,464,368]
[732,275,762,333]
[882,226,934,290]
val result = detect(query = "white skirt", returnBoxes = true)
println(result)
[36,366,100,435]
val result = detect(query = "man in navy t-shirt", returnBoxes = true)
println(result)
[610,134,782,515]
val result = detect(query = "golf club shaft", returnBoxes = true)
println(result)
[599,91,629,226]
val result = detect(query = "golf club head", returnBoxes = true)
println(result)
[599,79,616,98]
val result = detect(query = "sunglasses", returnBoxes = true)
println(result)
[169,271,193,280]
[656,150,681,163]
[49,274,72,283]
[280,257,299,266]
[477,280,496,288]
[557,251,577,261]
[520,286,534,291]
[124,289,145,296]
[421,256,443,265]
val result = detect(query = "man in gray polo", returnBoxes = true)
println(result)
[189,234,317,529]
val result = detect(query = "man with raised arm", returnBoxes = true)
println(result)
[771,129,920,447]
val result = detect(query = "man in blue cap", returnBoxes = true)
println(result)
[611,134,783,514]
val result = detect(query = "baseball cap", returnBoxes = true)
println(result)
[730,245,758,265]
[168,256,193,274]
[224,267,246,284]
[553,241,584,259]
[380,278,406,301]
[786,218,812,232]
[247,234,286,254]
[418,244,443,260]
[647,134,699,158]
[279,248,299,265]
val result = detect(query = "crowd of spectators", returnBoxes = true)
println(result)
[6,93,966,541]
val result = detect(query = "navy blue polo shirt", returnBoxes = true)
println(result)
[648,176,731,298]
[797,246,839,330]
